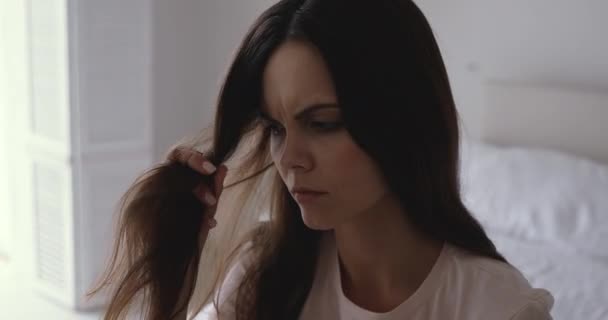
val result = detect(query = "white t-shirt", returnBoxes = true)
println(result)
[195,233,554,320]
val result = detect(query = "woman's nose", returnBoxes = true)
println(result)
[278,133,312,172]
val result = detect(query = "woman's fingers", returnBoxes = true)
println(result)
[206,217,218,228]
[192,171,225,230]
[193,183,219,231]
[168,146,228,232]
[169,147,217,175]
[192,183,217,206]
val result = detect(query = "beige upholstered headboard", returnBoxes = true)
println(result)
[471,81,608,164]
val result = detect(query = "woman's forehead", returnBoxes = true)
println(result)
[261,40,338,118]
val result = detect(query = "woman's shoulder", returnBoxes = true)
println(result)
[438,244,554,319]
[445,244,528,284]
[444,244,542,292]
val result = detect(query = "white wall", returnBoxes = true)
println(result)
[151,0,275,161]
[416,0,608,138]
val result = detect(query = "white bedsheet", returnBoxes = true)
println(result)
[489,230,608,320]
[459,141,608,319]
[460,140,608,259]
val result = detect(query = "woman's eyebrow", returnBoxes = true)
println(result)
[258,103,339,123]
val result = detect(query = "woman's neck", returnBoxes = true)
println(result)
[333,192,444,312]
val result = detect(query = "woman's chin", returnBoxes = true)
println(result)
[300,211,334,231]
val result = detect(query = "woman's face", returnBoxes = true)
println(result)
[261,39,390,230]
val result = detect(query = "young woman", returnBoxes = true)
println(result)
[88,0,554,319]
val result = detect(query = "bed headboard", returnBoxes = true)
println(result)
[471,80,608,164]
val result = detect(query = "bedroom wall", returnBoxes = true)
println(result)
[151,0,275,161]
[415,0,608,139]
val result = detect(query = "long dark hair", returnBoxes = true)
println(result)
[87,0,507,319]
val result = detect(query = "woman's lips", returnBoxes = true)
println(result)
[293,191,327,204]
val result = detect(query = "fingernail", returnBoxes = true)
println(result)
[202,161,216,173]
[204,193,217,206]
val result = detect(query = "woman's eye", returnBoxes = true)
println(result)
[310,121,343,131]
[264,120,342,137]
[268,124,285,136]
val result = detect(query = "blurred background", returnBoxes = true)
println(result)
[1,0,606,319]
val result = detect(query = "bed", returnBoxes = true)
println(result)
[459,81,608,319]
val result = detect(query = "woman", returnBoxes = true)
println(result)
[88,0,554,319]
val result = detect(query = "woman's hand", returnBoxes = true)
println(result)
[167,146,228,248]
[166,147,228,320]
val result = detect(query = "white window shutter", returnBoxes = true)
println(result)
[24,0,154,311]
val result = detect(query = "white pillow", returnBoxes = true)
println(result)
[460,139,608,259]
